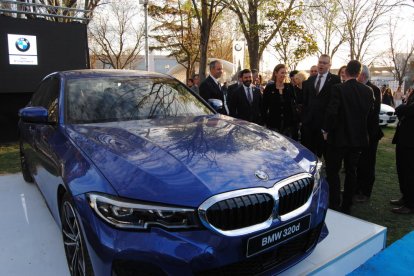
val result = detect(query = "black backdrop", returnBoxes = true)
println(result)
[0,16,89,142]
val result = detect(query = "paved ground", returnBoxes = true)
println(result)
[0,173,69,276]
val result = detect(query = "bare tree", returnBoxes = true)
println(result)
[224,0,298,71]
[149,0,200,81]
[304,0,347,59]
[382,20,414,86]
[191,0,227,81]
[338,0,404,63]
[1,0,103,22]
[88,0,145,69]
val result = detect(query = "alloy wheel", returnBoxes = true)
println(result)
[61,201,87,276]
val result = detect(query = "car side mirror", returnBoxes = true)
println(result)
[207,99,223,112]
[19,106,49,123]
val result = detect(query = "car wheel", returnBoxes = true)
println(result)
[60,192,94,276]
[19,141,33,183]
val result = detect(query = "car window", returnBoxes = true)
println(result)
[31,77,60,123]
[65,76,213,124]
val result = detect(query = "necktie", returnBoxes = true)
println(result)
[247,87,253,104]
[315,75,322,94]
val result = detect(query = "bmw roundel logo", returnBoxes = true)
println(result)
[255,170,269,181]
[234,43,242,51]
[15,37,30,52]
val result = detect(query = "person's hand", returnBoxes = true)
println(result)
[323,132,328,141]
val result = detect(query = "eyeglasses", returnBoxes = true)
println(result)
[318,61,330,65]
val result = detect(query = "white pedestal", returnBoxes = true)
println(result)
[0,174,386,276]
[280,210,386,276]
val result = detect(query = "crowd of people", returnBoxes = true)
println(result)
[189,56,414,215]
[380,84,413,108]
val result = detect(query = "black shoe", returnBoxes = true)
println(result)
[391,206,414,214]
[390,198,405,206]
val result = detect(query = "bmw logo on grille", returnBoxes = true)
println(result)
[15,38,30,52]
[255,170,269,181]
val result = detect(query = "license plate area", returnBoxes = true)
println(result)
[246,215,311,257]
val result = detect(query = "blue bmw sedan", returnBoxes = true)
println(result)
[18,70,329,276]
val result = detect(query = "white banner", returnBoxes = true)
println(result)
[7,34,38,65]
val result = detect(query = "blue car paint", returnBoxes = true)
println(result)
[66,115,317,206]
[19,69,329,275]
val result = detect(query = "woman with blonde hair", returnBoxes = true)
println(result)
[262,64,297,137]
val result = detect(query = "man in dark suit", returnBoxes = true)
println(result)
[199,60,228,115]
[226,70,243,115]
[301,54,341,157]
[390,89,414,214]
[355,65,384,202]
[322,60,375,213]
[228,69,263,125]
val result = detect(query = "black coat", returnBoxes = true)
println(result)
[302,73,341,130]
[229,85,263,124]
[199,75,227,114]
[366,81,384,141]
[323,79,375,147]
[262,83,296,130]
[392,93,414,147]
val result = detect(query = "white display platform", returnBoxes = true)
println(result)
[0,173,386,276]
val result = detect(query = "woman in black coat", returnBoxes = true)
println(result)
[262,64,297,137]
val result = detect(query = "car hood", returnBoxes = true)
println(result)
[380,104,395,113]
[66,115,317,207]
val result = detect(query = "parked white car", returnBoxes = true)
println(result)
[379,104,397,126]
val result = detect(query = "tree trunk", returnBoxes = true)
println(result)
[198,2,210,81]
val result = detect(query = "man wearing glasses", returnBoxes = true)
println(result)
[301,54,341,157]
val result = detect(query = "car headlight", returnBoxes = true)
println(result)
[312,159,323,192]
[88,193,200,230]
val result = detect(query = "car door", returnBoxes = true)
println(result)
[29,76,64,210]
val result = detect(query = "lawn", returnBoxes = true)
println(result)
[0,126,412,245]
[0,143,20,175]
[351,126,414,245]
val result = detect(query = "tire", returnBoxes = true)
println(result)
[19,140,33,183]
[60,192,94,276]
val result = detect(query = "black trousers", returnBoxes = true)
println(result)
[356,139,379,197]
[326,145,362,210]
[301,126,325,158]
[395,144,414,208]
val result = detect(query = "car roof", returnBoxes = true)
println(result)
[50,69,171,80]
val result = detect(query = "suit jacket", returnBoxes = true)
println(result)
[262,83,296,130]
[366,81,384,141]
[229,85,263,124]
[226,82,241,109]
[199,75,227,114]
[392,92,414,147]
[199,76,224,102]
[323,79,375,147]
[302,72,341,129]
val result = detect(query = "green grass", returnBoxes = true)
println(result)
[0,127,412,245]
[351,126,414,246]
[0,143,20,175]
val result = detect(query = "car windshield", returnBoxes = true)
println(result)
[65,76,213,123]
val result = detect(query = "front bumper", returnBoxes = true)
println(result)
[73,178,329,276]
